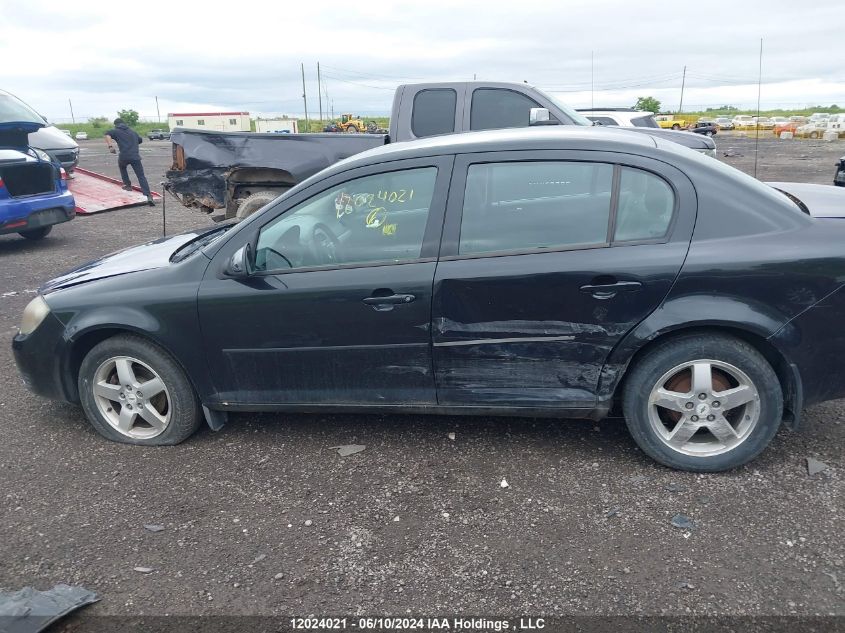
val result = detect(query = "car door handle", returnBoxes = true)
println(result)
[362,292,416,310]
[579,280,643,298]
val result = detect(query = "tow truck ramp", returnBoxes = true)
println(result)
[68,167,161,215]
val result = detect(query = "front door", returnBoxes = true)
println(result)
[432,151,696,408]
[198,157,453,406]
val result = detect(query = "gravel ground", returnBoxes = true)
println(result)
[0,136,842,626]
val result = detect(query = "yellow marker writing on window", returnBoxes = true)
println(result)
[382,223,397,236]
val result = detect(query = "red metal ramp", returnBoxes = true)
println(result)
[68,167,161,215]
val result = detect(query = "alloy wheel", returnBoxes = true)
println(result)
[92,355,172,439]
[647,359,761,457]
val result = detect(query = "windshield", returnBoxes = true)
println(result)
[533,89,593,126]
[170,224,235,262]
[0,90,45,124]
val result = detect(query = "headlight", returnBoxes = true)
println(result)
[31,148,53,163]
[19,296,51,335]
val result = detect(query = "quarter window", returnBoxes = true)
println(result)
[470,88,544,131]
[255,167,438,272]
[614,167,675,241]
[459,161,614,255]
[411,89,456,137]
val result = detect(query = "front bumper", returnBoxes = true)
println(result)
[45,147,79,172]
[12,310,71,402]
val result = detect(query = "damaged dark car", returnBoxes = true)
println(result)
[13,126,845,471]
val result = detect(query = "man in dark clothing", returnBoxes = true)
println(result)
[104,118,154,206]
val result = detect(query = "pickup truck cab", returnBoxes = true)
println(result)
[167,81,716,220]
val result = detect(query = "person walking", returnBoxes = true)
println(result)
[104,118,154,206]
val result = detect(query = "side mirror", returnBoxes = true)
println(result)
[225,243,251,278]
[529,108,558,126]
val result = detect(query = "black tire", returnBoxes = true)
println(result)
[672,123,681,130]
[622,332,783,472]
[19,226,52,240]
[345,125,359,133]
[78,334,202,445]
[235,190,279,220]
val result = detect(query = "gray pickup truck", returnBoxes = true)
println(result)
[166,81,716,220]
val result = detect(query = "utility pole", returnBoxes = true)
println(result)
[754,38,763,178]
[68,98,75,124]
[155,96,161,123]
[301,62,309,132]
[317,62,323,125]
[678,65,687,113]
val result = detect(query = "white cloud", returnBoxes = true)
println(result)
[1,0,842,122]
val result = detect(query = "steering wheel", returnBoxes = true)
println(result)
[309,223,341,265]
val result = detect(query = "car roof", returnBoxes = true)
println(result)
[323,126,657,175]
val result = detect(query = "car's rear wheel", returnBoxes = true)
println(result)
[622,333,782,472]
[672,123,681,130]
[19,226,52,240]
[78,334,201,445]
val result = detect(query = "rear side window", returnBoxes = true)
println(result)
[411,89,456,137]
[631,115,659,128]
[613,167,675,241]
[470,88,542,131]
[459,161,614,255]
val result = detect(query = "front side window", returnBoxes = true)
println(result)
[411,89,456,137]
[255,167,438,272]
[470,88,544,131]
[614,167,675,241]
[459,161,614,255]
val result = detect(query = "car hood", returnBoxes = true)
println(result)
[39,229,212,293]
[623,126,715,150]
[768,182,845,218]
[28,124,78,151]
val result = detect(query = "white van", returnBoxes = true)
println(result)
[826,114,845,135]
[0,89,79,171]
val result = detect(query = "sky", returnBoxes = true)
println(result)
[1,0,843,123]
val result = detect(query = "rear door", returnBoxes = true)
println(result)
[432,150,696,408]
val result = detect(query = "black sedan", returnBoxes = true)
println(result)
[688,121,718,136]
[13,127,845,472]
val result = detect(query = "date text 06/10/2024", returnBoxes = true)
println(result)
[289,617,546,631]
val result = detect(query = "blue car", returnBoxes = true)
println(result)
[0,121,75,240]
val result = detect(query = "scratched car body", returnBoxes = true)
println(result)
[13,126,845,471]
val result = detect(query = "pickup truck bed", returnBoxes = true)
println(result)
[167,129,386,218]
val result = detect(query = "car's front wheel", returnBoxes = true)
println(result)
[622,333,783,472]
[78,334,202,445]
